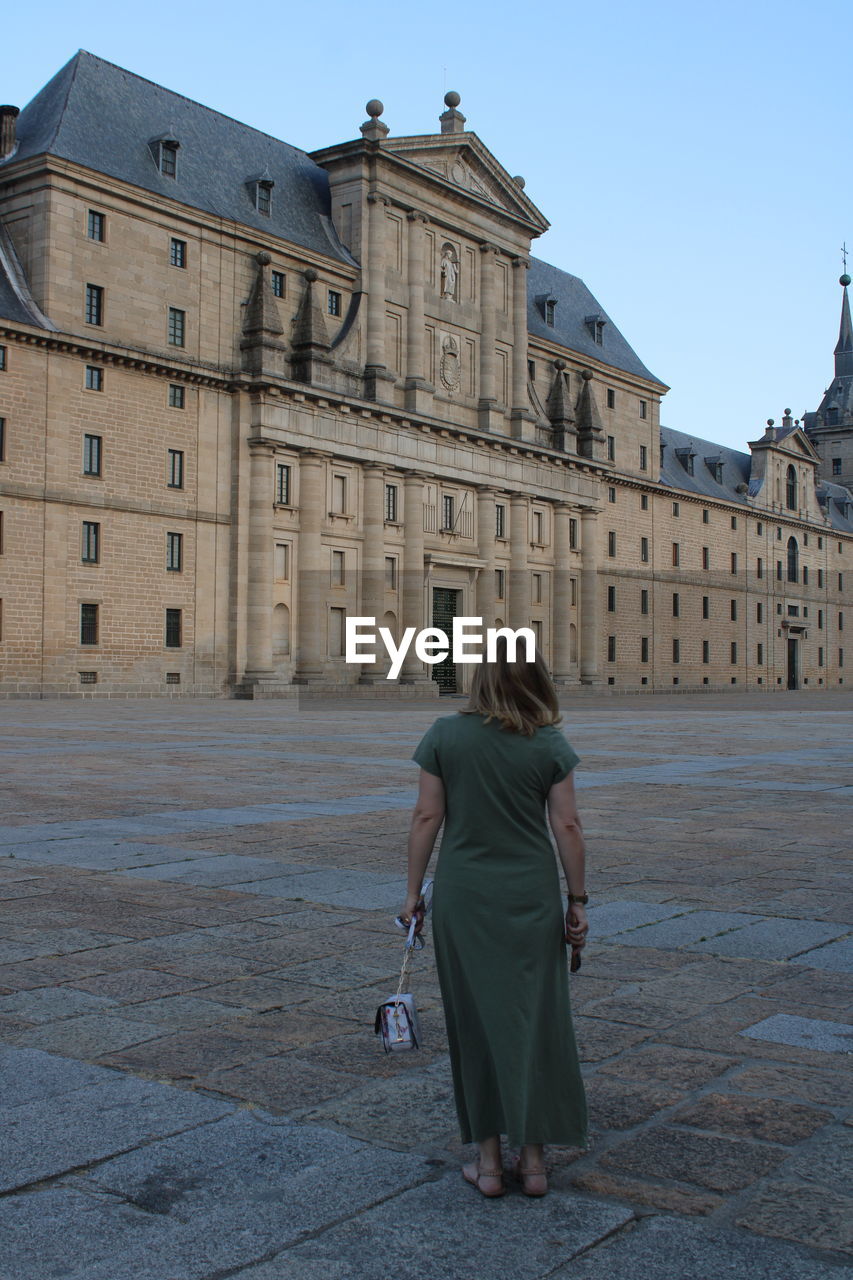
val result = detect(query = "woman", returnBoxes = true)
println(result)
[400,642,588,1198]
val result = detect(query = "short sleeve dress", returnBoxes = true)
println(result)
[413,713,587,1149]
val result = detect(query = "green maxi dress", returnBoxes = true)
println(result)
[413,713,588,1149]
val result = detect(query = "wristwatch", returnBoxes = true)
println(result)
[568,893,589,905]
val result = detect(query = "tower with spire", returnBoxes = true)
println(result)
[804,270,853,490]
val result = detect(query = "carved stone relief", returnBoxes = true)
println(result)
[439,332,461,392]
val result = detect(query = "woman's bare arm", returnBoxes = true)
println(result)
[547,772,588,946]
[400,769,445,924]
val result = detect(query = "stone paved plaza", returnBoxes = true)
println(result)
[1,690,852,1280]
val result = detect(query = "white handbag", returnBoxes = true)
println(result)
[375,917,422,1053]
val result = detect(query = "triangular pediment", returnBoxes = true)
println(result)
[750,425,821,464]
[381,133,550,234]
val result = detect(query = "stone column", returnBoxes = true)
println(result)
[510,256,534,440]
[244,441,276,681]
[478,242,499,431]
[360,462,386,683]
[405,211,432,412]
[509,493,530,630]
[579,506,601,686]
[295,451,329,682]
[552,502,575,682]
[476,486,498,629]
[365,193,393,400]
[401,471,428,683]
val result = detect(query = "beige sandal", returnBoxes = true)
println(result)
[462,1160,506,1198]
[515,1158,548,1197]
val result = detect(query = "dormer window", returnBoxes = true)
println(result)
[675,447,695,476]
[247,170,275,216]
[545,299,556,326]
[585,314,606,345]
[149,134,180,178]
[705,456,723,483]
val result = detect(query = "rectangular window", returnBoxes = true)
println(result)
[757,557,763,579]
[165,609,182,648]
[832,458,842,475]
[333,473,348,514]
[702,596,710,619]
[818,646,824,667]
[384,483,398,523]
[840,612,845,632]
[640,588,649,615]
[730,599,737,621]
[442,494,455,530]
[702,509,709,524]
[85,284,103,326]
[170,238,186,268]
[166,531,183,571]
[328,290,342,317]
[702,640,710,664]
[818,568,824,587]
[606,388,615,409]
[757,643,764,665]
[672,592,680,617]
[607,435,615,461]
[81,521,100,564]
[803,565,809,585]
[167,449,184,489]
[385,556,397,590]
[168,307,185,346]
[819,609,824,629]
[1,417,7,461]
[274,543,290,581]
[839,573,844,592]
[607,585,616,612]
[329,607,346,657]
[271,270,285,298]
[731,642,738,664]
[757,602,763,623]
[80,603,99,645]
[639,399,647,419]
[639,445,647,471]
[640,493,649,510]
[731,516,738,530]
[527,359,536,381]
[570,578,577,606]
[331,549,345,586]
[607,530,616,557]
[608,486,616,504]
[533,510,545,543]
[160,143,177,177]
[731,552,738,574]
[840,649,845,668]
[276,463,291,506]
[640,536,649,563]
[672,542,680,567]
[256,182,272,215]
[757,521,763,535]
[672,501,680,517]
[168,384,185,409]
[0,345,6,371]
[87,210,105,242]
[85,365,103,391]
[702,546,710,570]
[607,635,616,663]
[672,638,680,663]
[569,518,577,549]
[776,560,783,580]
[495,568,505,600]
[532,572,543,604]
[496,504,506,539]
[83,434,102,477]
[641,636,649,663]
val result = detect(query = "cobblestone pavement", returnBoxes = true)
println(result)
[1,691,851,1280]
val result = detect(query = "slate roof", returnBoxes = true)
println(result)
[527,258,664,387]
[659,426,752,502]
[816,480,853,533]
[6,51,355,265]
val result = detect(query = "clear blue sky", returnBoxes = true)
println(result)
[4,0,850,452]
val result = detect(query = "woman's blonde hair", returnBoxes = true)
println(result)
[461,637,562,736]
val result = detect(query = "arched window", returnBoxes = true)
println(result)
[786,465,798,511]
[787,536,798,583]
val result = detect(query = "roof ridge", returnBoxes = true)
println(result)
[69,50,310,159]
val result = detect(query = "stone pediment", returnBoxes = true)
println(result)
[751,424,821,464]
[382,133,550,234]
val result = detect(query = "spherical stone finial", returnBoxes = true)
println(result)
[444,90,461,109]
[841,273,851,287]
[581,369,594,382]
[784,407,792,416]
[512,175,526,189]
[303,267,318,283]
[553,359,566,372]
[365,99,384,119]
[256,251,271,266]
[767,418,775,428]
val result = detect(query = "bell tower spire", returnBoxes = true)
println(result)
[804,263,853,490]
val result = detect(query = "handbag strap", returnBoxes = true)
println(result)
[392,916,418,1008]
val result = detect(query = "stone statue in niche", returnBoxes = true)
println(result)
[440,244,459,301]
[439,333,461,392]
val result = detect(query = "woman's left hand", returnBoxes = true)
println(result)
[399,891,425,935]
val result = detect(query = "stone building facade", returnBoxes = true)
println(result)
[0,53,850,697]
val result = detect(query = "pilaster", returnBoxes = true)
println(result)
[509,493,530,629]
[401,472,429,683]
[478,242,500,431]
[579,506,601,686]
[359,462,387,684]
[294,451,330,682]
[510,256,535,441]
[404,211,434,413]
[365,192,395,401]
[552,502,576,683]
[244,441,277,682]
[475,486,499,629]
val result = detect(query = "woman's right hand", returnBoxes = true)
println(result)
[565,902,588,950]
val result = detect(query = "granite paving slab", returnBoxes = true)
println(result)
[586,900,685,937]
[7,1012,166,1057]
[795,936,853,973]
[614,910,767,949]
[741,1013,853,1055]
[599,1126,789,1191]
[687,918,848,961]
